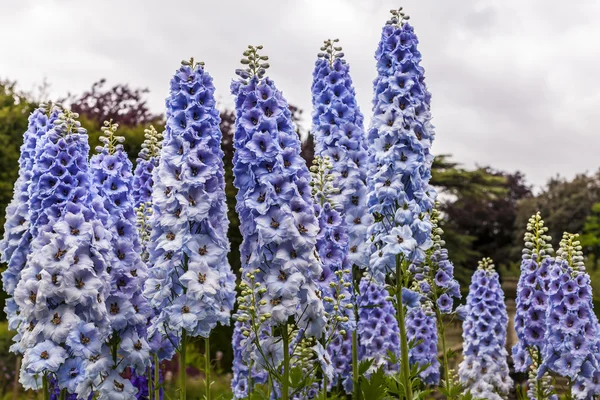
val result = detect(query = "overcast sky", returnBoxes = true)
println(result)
[1,0,599,188]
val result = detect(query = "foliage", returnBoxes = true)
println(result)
[61,79,161,127]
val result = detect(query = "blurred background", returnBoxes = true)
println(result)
[1,0,600,398]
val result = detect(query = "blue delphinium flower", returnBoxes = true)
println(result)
[539,233,598,399]
[405,305,439,384]
[458,258,512,400]
[144,60,236,356]
[1,104,60,335]
[12,110,113,394]
[89,120,152,397]
[133,125,162,209]
[231,46,325,398]
[310,156,355,393]
[357,277,400,374]
[311,39,372,269]
[366,10,437,282]
[133,125,163,265]
[512,213,558,399]
[405,302,439,385]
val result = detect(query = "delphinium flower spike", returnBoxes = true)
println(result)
[405,301,439,385]
[512,212,557,399]
[12,110,113,396]
[143,59,236,399]
[310,40,372,394]
[409,207,460,390]
[311,38,372,270]
[356,276,400,374]
[1,104,60,341]
[540,233,598,399]
[310,156,355,393]
[231,45,326,400]
[458,258,512,399]
[366,9,437,398]
[89,120,152,398]
[133,125,163,261]
[132,125,165,397]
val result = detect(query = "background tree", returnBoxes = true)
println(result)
[431,155,530,282]
[515,173,600,251]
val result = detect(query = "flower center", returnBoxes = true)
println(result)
[198,273,207,284]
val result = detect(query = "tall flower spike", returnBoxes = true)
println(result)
[133,125,163,208]
[13,110,113,395]
[1,104,60,336]
[89,120,152,398]
[539,233,598,399]
[310,156,355,392]
[357,277,400,374]
[366,10,436,282]
[410,207,461,313]
[405,303,439,385]
[311,39,372,269]
[512,212,553,370]
[512,212,557,400]
[144,60,236,354]
[231,46,326,396]
[458,258,512,400]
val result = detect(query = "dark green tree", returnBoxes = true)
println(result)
[431,155,530,282]
[516,173,600,251]
[580,202,600,270]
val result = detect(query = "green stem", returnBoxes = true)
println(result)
[180,330,187,400]
[352,329,360,400]
[436,309,451,393]
[205,336,211,400]
[396,256,412,400]
[147,364,153,400]
[322,374,328,400]
[282,327,290,400]
[154,354,160,400]
[59,389,66,400]
[43,375,49,400]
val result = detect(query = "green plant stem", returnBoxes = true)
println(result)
[282,327,290,400]
[436,309,451,393]
[59,389,66,400]
[147,364,153,400]
[43,375,49,400]
[396,255,412,400]
[322,375,328,400]
[154,354,160,400]
[205,336,211,400]
[352,329,360,400]
[180,330,187,400]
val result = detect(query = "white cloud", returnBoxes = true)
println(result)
[1,0,599,187]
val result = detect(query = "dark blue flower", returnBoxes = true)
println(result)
[458,259,512,399]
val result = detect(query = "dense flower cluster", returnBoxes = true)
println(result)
[458,258,512,400]
[1,105,59,332]
[410,209,461,315]
[133,125,162,208]
[12,111,113,395]
[405,304,439,384]
[310,156,355,392]
[144,61,236,351]
[357,277,400,373]
[89,120,152,396]
[133,125,163,264]
[540,234,599,398]
[311,40,372,268]
[231,46,325,339]
[366,16,436,281]
[512,213,554,372]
